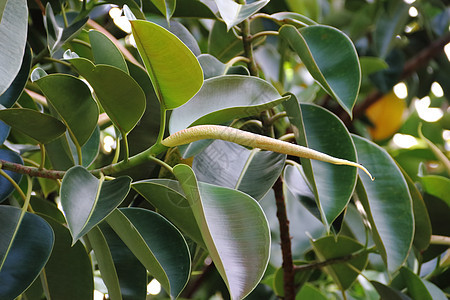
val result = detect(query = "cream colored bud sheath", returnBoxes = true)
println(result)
[162,125,374,180]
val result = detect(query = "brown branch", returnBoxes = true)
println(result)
[0,159,65,179]
[343,31,450,124]
[273,176,295,300]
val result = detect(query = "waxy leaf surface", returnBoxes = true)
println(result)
[0,149,23,203]
[89,30,128,74]
[215,0,269,30]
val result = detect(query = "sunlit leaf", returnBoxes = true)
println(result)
[215,0,269,30]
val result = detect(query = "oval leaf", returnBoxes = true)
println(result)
[0,207,54,300]
[215,0,269,30]
[36,74,99,146]
[193,139,286,200]
[89,30,128,74]
[60,166,132,242]
[173,164,270,299]
[353,135,413,273]
[0,0,27,96]
[284,96,358,228]
[279,25,361,116]
[131,20,203,109]
[106,208,191,299]
[169,75,289,133]
[0,149,23,203]
[0,108,66,144]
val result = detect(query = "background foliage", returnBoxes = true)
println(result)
[0,0,449,299]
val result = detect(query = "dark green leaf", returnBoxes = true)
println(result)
[0,207,54,300]
[371,281,412,300]
[400,267,433,300]
[131,19,203,109]
[279,25,361,116]
[420,175,450,206]
[106,208,191,299]
[89,30,128,74]
[198,54,249,79]
[35,74,98,146]
[0,149,23,203]
[174,164,270,299]
[353,135,413,273]
[60,166,132,242]
[0,0,27,96]
[169,75,289,133]
[0,108,66,144]
[208,21,244,62]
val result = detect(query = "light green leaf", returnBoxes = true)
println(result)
[192,139,286,200]
[169,75,289,133]
[60,166,132,243]
[0,207,54,300]
[35,74,99,147]
[68,57,146,134]
[311,236,368,291]
[89,30,129,74]
[150,0,176,21]
[173,164,270,299]
[296,283,327,300]
[420,175,450,205]
[106,208,191,299]
[284,96,358,228]
[0,108,66,144]
[0,0,27,96]
[279,25,361,117]
[132,179,204,247]
[40,215,94,300]
[0,0,7,22]
[131,20,203,109]
[353,135,413,273]
[215,0,269,30]
[360,56,388,77]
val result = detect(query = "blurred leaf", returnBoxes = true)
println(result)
[311,235,368,290]
[295,283,327,299]
[40,215,94,300]
[106,208,191,299]
[420,175,450,206]
[353,135,413,273]
[0,44,31,108]
[284,96,358,228]
[0,108,66,144]
[132,179,205,247]
[60,166,132,242]
[44,4,88,55]
[192,139,286,200]
[418,125,450,176]
[0,0,6,22]
[89,30,128,74]
[68,57,146,134]
[215,0,269,30]
[371,281,412,300]
[0,207,54,300]
[131,19,203,109]
[286,0,319,21]
[359,56,388,77]
[0,149,23,203]
[169,75,289,133]
[0,0,27,96]
[422,280,448,300]
[35,74,99,146]
[279,25,361,116]
[174,164,270,299]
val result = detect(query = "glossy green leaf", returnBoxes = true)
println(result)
[215,0,269,30]
[295,283,327,300]
[420,175,450,205]
[131,20,203,109]
[68,57,146,134]
[371,281,412,300]
[400,267,433,300]
[0,149,23,203]
[0,108,66,144]
[98,222,147,300]
[0,44,31,108]
[198,54,249,79]
[151,0,176,20]
[353,135,413,273]
[106,208,191,299]
[60,166,132,242]
[35,74,99,146]
[192,139,286,200]
[173,164,270,299]
[132,179,204,246]
[284,97,358,228]
[169,75,289,133]
[44,4,88,55]
[40,215,94,300]
[0,0,27,96]
[279,25,361,116]
[89,30,128,74]
[0,207,54,300]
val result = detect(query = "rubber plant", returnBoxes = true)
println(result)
[0,0,448,299]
